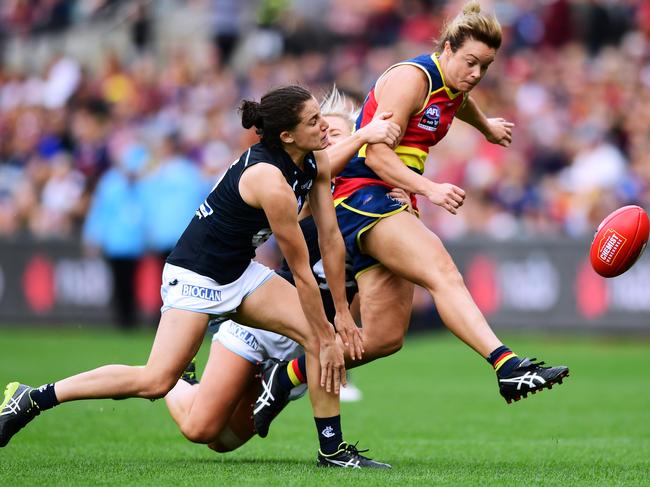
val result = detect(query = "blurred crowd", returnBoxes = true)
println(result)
[1,0,649,254]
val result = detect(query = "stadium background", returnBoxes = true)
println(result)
[1,1,650,485]
[0,0,648,330]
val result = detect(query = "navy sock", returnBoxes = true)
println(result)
[277,356,307,392]
[487,345,522,378]
[29,383,59,411]
[315,415,343,455]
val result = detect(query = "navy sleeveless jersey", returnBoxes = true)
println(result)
[167,143,317,284]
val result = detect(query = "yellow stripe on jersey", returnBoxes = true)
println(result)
[358,143,368,158]
[394,145,427,174]
[358,144,426,174]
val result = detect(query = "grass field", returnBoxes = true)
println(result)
[1,327,649,486]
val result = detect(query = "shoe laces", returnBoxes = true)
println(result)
[520,358,549,370]
[343,441,370,458]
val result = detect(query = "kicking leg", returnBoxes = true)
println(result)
[362,211,569,402]
[363,211,501,357]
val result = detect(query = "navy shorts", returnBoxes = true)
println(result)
[277,216,357,323]
[335,185,408,279]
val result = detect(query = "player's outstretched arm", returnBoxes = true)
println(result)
[310,152,363,361]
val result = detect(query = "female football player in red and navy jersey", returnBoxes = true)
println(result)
[254,1,570,437]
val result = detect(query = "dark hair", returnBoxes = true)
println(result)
[239,85,313,149]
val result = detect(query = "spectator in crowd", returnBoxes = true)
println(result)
[140,133,211,263]
[0,0,648,313]
[82,143,148,329]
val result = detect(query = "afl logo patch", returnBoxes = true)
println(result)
[418,105,441,132]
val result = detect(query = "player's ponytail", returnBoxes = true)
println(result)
[437,1,502,52]
[240,100,264,131]
[238,85,313,149]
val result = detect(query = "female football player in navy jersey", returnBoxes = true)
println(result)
[0,85,391,468]
[163,87,404,460]
[253,1,570,439]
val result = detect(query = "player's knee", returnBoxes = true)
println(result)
[427,258,465,291]
[379,334,404,356]
[181,421,218,444]
[138,371,178,399]
[365,333,404,359]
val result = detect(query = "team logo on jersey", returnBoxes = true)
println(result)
[417,104,441,132]
[300,180,313,191]
[182,284,222,301]
[196,201,213,219]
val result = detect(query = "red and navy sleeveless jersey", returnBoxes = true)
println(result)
[333,53,466,206]
[167,143,317,284]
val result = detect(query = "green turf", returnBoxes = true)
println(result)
[0,327,648,486]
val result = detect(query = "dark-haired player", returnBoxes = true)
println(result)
[0,85,390,468]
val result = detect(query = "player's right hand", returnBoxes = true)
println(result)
[319,339,346,394]
[388,187,414,214]
[360,112,401,148]
[334,309,364,361]
[425,182,466,215]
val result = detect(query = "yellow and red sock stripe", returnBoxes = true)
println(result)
[287,359,306,386]
[493,351,518,372]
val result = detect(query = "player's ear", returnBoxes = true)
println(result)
[280,130,294,144]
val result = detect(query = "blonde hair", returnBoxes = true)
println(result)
[320,86,358,130]
[437,1,502,52]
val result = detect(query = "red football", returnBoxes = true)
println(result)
[590,205,650,278]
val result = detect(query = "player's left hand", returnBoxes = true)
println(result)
[334,309,364,361]
[485,117,514,147]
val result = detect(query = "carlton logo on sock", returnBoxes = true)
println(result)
[321,426,335,438]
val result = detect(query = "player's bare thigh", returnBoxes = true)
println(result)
[352,265,414,364]
[176,341,257,443]
[361,210,459,289]
[233,274,313,350]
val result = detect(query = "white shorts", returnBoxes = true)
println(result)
[160,262,274,316]
[213,319,303,365]
[213,319,307,401]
